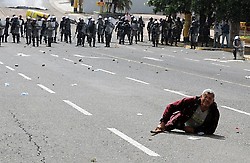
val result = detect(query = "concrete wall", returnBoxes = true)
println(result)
[83,0,154,14]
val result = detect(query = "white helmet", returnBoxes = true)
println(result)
[234,36,240,40]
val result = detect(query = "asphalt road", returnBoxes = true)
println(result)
[1,1,250,163]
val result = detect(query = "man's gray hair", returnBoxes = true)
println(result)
[202,89,215,97]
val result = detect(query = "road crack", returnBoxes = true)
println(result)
[10,111,46,162]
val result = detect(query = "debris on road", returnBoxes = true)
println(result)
[8,6,47,10]
[4,83,10,87]
[21,92,29,96]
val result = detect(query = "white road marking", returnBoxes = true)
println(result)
[37,84,55,94]
[164,89,191,97]
[17,53,30,57]
[39,50,46,53]
[0,61,3,64]
[50,54,59,57]
[204,58,219,62]
[221,106,250,116]
[185,58,200,62]
[63,58,74,62]
[94,69,116,75]
[143,57,163,62]
[144,50,154,53]
[126,77,149,85]
[211,63,230,67]
[6,66,15,71]
[244,69,250,72]
[81,63,92,68]
[63,100,92,115]
[18,73,32,80]
[125,46,136,50]
[107,128,160,157]
[74,54,105,59]
[94,52,250,88]
[204,58,243,63]
[163,54,175,58]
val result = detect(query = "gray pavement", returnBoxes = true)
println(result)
[1,1,250,162]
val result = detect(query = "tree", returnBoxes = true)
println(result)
[112,0,133,13]
[147,0,250,45]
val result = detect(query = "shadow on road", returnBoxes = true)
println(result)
[151,130,226,140]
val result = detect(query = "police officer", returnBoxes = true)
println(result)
[0,18,5,46]
[52,16,59,43]
[46,18,55,47]
[80,19,88,47]
[59,16,66,42]
[151,20,160,47]
[137,16,145,42]
[40,18,47,44]
[104,17,115,47]
[76,18,84,46]
[147,17,153,41]
[10,16,20,43]
[121,19,131,45]
[19,15,24,37]
[130,18,139,45]
[64,17,72,43]
[3,16,10,42]
[233,36,243,60]
[189,20,199,49]
[97,15,104,43]
[24,17,32,45]
[115,16,125,44]
[31,18,40,47]
[87,18,96,47]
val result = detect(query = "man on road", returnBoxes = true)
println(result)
[151,89,220,135]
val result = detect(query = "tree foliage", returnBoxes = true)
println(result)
[112,0,133,12]
[147,0,250,22]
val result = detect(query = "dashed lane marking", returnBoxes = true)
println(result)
[164,89,191,97]
[94,69,116,75]
[107,128,160,157]
[126,77,149,85]
[63,58,74,63]
[221,106,250,116]
[144,50,154,53]
[18,73,32,80]
[161,54,175,58]
[0,61,3,64]
[185,58,200,62]
[37,84,55,94]
[17,53,30,57]
[143,57,163,62]
[95,52,250,88]
[81,63,92,68]
[244,69,250,72]
[63,100,92,115]
[211,63,230,68]
[125,46,136,50]
[74,54,109,59]
[6,66,15,71]
[50,54,59,57]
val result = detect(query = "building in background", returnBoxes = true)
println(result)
[83,0,154,14]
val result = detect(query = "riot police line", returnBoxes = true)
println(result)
[0,13,184,48]
[0,15,58,47]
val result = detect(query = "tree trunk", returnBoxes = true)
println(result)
[229,20,240,47]
[183,12,191,42]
